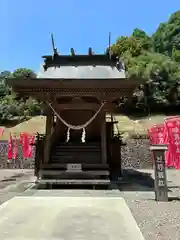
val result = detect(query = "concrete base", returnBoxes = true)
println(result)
[0,196,144,240]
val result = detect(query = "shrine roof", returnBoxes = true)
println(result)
[37,53,126,79]
[37,65,126,79]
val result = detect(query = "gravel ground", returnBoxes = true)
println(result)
[122,169,180,240]
[126,198,180,240]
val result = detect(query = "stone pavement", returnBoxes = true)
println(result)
[0,169,35,205]
[0,169,34,182]
[0,196,144,240]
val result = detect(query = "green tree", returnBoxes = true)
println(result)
[11,68,37,78]
[152,11,180,57]
[172,48,180,62]
[0,68,39,123]
[111,13,180,112]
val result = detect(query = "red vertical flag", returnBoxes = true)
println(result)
[148,124,166,144]
[27,134,35,158]
[13,134,18,160]
[148,124,171,167]
[20,132,24,145]
[0,127,4,137]
[23,133,29,158]
[164,117,180,169]
[7,133,13,159]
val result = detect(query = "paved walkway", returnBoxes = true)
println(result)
[0,196,144,240]
[0,169,34,182]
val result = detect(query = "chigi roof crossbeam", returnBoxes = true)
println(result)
[42,33,115,71]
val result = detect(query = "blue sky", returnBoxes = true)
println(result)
[1,0,179,72]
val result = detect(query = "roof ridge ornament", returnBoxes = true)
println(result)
[108,32,112,59]
[88,47,93,55]
[51,33,59,58]
[71,48,75,56]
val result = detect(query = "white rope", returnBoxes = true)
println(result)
[47,101,105,142]
[47,101,105,130]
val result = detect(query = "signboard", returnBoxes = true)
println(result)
[66,163,82,172]
[150,145,168,202]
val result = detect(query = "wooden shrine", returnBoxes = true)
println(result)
[7,45,141,184]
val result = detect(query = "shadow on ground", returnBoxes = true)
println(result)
[113,169,174,193]
[112,169,155,192]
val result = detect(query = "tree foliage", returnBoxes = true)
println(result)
[152,11,180,58]
[110,10,180,114]
[10,68,37,78]
[0,68,41,123]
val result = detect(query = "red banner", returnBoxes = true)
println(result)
[13,135,18,160]
[20,132,34,158]
[27,135,35,158]
[148,124,166,144]
[20,133,28,158]
[0,127,4,137]
[148,124,171,167]
[165,117,180,169]
[20,132,24,145]
[7,133,13,159]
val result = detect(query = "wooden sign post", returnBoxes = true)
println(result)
[150,144,168,202]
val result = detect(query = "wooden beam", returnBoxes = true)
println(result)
[44,111,54,164]
[54,103,116,110]
[17,91,132,102]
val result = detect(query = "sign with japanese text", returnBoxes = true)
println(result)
[148,124,171,167]
[150,145,168,202]
[148,124,165,144]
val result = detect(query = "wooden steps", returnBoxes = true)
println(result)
[50,142,101,165]
[41,163,109,170]
[40,141,110,183]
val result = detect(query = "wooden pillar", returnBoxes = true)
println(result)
[44,108,54,164]
[45,112,53,135]
[101,111,107,164]
[106,122,113,166]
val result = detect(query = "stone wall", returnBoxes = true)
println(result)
[0,140,35,169]
[0,138,153,169]
[121,138,153,169]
